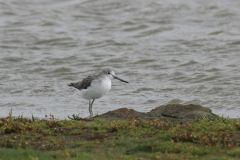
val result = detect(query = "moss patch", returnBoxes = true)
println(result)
[0,112,240,160]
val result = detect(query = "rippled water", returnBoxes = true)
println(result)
[1,0,240,119]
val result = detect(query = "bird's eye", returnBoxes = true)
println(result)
[108,72,110,74]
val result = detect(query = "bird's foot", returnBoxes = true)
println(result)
[68,113,82,121]
[86,114,94,119]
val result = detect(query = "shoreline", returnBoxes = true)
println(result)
[2,104,219,122]
[1,104,240,160]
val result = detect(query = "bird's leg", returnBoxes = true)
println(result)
[91,99,95,106]
[90,99,95,116]
[89,99,92,116]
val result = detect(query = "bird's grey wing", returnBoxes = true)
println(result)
[68,76,95,90]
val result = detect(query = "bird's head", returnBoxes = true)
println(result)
[101,68,129,83]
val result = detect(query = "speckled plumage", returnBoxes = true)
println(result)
[68,76,96,90]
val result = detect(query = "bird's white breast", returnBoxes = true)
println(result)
[79,78,111,100]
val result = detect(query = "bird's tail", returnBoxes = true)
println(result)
[68,83,75,87]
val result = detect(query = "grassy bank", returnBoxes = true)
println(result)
[1,114,240,160]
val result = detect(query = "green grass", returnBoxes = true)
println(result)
[1,115,240,160]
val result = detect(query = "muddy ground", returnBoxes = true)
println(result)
[82,104,217,123]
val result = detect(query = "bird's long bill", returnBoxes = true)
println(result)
[113,75,129,83]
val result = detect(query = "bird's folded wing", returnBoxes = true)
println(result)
[68,76,95,90]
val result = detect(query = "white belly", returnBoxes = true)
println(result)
[79,79,111,100]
